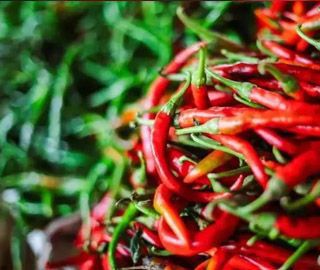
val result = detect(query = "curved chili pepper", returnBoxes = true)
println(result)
[235,237,319,270]
[184,150,232,184]
[207,134,268,188]
[142,41,206,176]
[262,40,317,65]
[191,46,211,109]
[223,254,276,270]
[158,210,239,256]
[151,74,229,202]
[108,203,137,270]
[154,184,191,248]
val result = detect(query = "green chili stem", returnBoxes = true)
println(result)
[162,72,191,115]
[233,94,264,109]
[238,192,271,214]
[221,49,259,63]
[206,68,254,100]
[191,133,245,160]
[171,135,209,149]
[258,62,298,94]
[176,118,219,135]
[208,166,250,179]
[272,146,287,164]
[133,201,159,219]
[134,118,154,127]
[279,241,314,270]
[108,203,138,270]
[193,46,207,87]
[296,25,320,51]
[281,180,320,211]
[256,39,276,58]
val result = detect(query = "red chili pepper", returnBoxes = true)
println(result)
[208,90,234,106]
[262,40,319,66]
[235,237,319,269]
[215,62,320,85]
[287,125,320,137]
[142,41,206,176]
[151,74,230,202]
[223,254,276,270]
[176,110,319,136]
[154,184,191,247]
[191,46,211,109]
[300,81,320,98]
[207,69,320,113]
[206,248,231,270]
[276,215,320,239]
[209,134,268,188]
[158,210,239,256]
[270,0,287,14]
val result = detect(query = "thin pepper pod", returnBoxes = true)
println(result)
[142,41,206,176]
[158,210,239,256]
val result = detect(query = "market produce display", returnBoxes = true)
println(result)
[11,1,320,269]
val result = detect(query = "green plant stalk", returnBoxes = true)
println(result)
[108,203,138,270]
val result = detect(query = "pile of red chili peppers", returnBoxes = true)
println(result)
[46,1,320,269]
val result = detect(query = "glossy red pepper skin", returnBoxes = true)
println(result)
[209,134,268,188]
[177,107,260,128]
[154,184,191,247]
[208,90,234,106]
[223,254,276,270]
[158,211,239,256]
[179,110,320,135]
[191,84,211,109]
[262,40,317,65]
[206,248,230,270]
[275,148,320,188]
[276,215,320,239]
[142,42,206,176]
[234,237,319,269]
[215,62,320,85]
